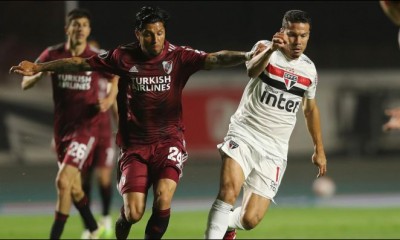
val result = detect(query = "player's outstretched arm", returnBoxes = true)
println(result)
[203,50,251,70]
[10,57,91,76]
[302,97,327,178]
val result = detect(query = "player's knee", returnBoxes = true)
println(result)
[154,193,173,208]
[218,187,239,204]
[124,205,145,223]
[241,213,262,230]
[55,175,71,193]
[70,184,84,201]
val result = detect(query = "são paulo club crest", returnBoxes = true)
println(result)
[283,71,298,90]
[162,60,173,74]
[228,140,239,149]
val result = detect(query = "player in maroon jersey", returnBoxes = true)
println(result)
[10,5,255,239]
[19,8,118,239]
[380,1,400,131]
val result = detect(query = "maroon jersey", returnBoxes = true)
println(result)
[36,43,113,141]
[87,41,207,147]
[97,75,113,140]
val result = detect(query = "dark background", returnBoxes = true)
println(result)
[0,1,399,72]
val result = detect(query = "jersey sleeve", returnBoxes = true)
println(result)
[246,40,270,67]
[86,49,120,75]
[34,48,51,63]
[305,72,318,99]
[180,46,208,74]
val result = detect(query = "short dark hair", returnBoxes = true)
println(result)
[135,6,170,31]
[282,10,311,29]
[65,8,92,27]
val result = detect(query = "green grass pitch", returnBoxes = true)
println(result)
[0,207,399,239]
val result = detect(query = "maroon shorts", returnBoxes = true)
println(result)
[117,138,188,195]
[92,135,115,168]
[55,134,98,172]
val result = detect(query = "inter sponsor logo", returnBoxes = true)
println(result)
[260,90,300,113]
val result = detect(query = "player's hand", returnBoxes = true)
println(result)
[382,108,400,131]
[98,97,113,112]
[312,151,327,178]
[271,29,287,51]
[9,61,39,76]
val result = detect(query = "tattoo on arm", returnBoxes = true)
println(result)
[205,51,247,69]
[40,57,91,73]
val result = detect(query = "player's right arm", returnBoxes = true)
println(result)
[21,72,44,90]
[247,31,286,78]
[10,57,91,76]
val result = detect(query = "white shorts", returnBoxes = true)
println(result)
[218,136,287,201]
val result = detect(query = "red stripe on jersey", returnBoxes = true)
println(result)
[267,64,312,87]
[276,166,280,182]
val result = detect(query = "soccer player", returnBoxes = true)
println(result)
[380,1,400,131]
[10,5,254,239]
[19,8,118,239]
[204,10,327,239]
[79,39,118,239]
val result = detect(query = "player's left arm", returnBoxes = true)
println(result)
[302,97,327,178]
[98,75,119,113]
[204,50,253,70]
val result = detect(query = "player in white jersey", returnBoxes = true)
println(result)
[380,1,400,131]
[205,10,327,239]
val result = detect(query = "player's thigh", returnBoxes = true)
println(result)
[57,163,81,188]
[152,177,177,209]
[220,153,245,194]
[96,167,113,185]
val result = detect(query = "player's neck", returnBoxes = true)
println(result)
[66,40,87,57]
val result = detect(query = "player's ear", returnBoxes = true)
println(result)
[135,30,140,40]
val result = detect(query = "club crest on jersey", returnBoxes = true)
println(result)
[228,140,239,149]
[162,60,173,74]
[283,72,298,90]
[98,50,109,59]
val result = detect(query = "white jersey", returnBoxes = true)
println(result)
[226,40,318,159]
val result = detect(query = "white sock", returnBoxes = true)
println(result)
[228,207,245,230]
[205,199,233,239]
[101,215,112,229]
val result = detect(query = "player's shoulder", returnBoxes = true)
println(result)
[299,53,316,68]
[118,42,139,51]
[88,44,107,55]
[172,44,207,56]
[46,42,65,53]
